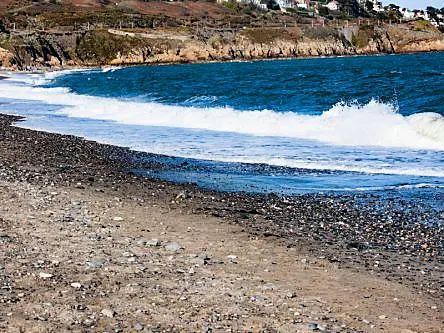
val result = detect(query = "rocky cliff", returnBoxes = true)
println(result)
[0,22,443,70]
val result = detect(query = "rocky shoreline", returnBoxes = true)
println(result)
[0,114,442,332]
[1,21,444,70]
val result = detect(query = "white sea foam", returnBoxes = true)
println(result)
[1,76,443,152]
[2,72,443,179]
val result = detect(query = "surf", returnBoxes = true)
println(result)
[0,74,443,151]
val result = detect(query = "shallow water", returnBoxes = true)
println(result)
[0,53,443,210]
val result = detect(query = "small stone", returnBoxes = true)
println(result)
[134,323,144,331]
[308,322,318,331]
[146,239,161,247]
[86,260,104,268]
[379,315,386,319]
[227,255,237,263]
[101,309,115,318]
[164,242,183,252]
[317,324,327,332]
[39,272,53,279]
[189,257,205,266]
[362,319,370,324]
[175,191,187,200]
[71,282,82,289]
[113,216,124,222]
[83,319,94,327]
[262,283,278,291]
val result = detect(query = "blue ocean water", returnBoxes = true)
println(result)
[0,53,443,209]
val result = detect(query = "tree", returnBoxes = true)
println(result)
[426,6,438,20]
[338,0,366,17]
[318,6,329,17]
[0,20,6,33]
[386,4,401,21]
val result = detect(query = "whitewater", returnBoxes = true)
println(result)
[1,75,444,151]
[0,53,443,195]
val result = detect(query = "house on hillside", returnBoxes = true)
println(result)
[401,8,415,20]
[295,0,310,9]
[276,0,296,9]
[326,1,339,11]
[358,0,384,13]
[414,10,430,21]
[431,13,443,27]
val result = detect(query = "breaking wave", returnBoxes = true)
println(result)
[0,75,443,151]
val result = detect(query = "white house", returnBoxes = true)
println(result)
[295,0,310,9]
[401,8,415,20]
[358,0,384,12]
[372,1,384,12]
[276,0,296,9]
[326,1,339,11]
[414,10,430,21]
[431,13,444,27]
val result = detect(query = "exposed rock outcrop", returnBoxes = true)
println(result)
[0,23,442,70]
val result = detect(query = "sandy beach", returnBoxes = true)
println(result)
[0,114,442,332]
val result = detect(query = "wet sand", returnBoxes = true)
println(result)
[0,114,442,332]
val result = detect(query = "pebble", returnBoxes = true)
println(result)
[39,272,53,279]
[379,315,387,319]
[175,191,186,200]
[113,216,124,221]
[317,324,327,331]
[307,323,318,331]
[262,283,278,291]
[227,255,237,263]
[71,282,82,289]
[86,260,104,268]
[101,308,115,318]
[164,241,183,252]
[83,319,94,327]
[134,323,144,331]
[189,257,205,266]
[146,238,161,247]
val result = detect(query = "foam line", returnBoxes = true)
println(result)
[0,72,443,153]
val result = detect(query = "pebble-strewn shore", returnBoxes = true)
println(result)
[0,114,442,297]
[0,114,442,332]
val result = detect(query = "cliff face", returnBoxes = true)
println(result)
[0,23,442,70]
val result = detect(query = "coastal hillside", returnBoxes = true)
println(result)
[0,1,443,68]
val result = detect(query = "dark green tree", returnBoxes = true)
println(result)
[338,0,366,17]
[318,6,329,17]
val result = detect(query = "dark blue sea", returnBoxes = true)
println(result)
[0,53,443,211]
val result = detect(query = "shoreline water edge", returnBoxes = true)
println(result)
[1,113,442,296]
[0,111,442,331]
[1,49,444,75]
[0,51,442,330]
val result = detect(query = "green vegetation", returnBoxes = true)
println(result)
[76,30,150,64]
[412,19,435,32]
[351,25,376,48]
[241,27,302,44]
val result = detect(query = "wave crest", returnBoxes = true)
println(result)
[0,75,443,151]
